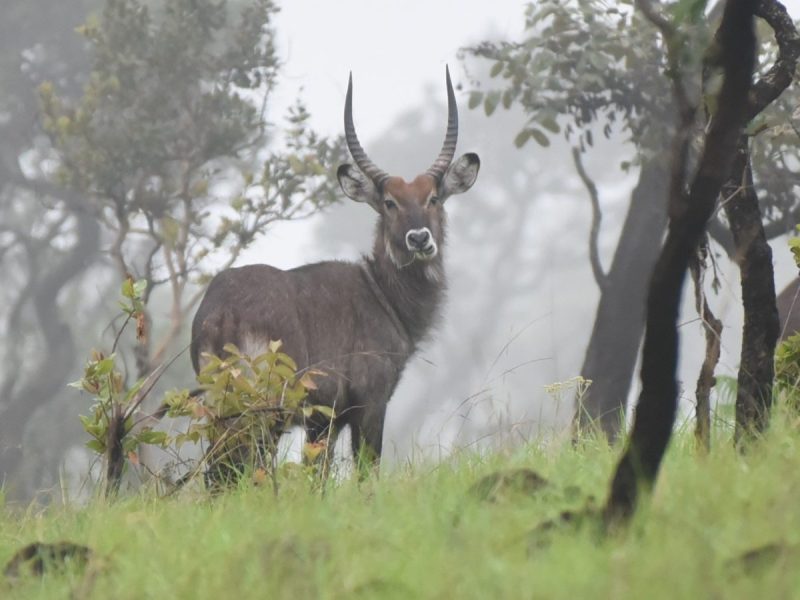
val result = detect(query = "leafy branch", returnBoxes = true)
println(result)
[72,280,332,496]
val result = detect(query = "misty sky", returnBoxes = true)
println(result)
[271,0,525,140]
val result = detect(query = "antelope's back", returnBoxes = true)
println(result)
[190,261,392,375]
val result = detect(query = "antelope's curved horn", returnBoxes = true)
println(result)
[344,73,389,187]
[426,65,458,181]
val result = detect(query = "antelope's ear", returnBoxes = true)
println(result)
[337,164,380,211]
[439,153,480,201]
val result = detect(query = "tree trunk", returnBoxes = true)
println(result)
[575,160,670,439]
[0,212,99,498]
[722,142,780,445]
[604,0,755,523]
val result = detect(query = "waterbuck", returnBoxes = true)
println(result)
[190,66,480,470]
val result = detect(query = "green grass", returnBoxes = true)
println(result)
[3,421,800,599]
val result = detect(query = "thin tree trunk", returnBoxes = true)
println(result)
[575,161,669,439]
[690,247,723,451]
[722,143,780,445]
[104,407,127,497]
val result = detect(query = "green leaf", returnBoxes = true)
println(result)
[276,352,298,372]
[539,116,560,134]
[160,216,180,247]
[788,237,800,268]
[704,92,719,119]
[531,129,551,147]
[671,0,708,24]
[287,155,304,173]
[273,364,297,383]
[94,356,117,377]
[199,354,222,373]
[490,61,503,77]
[121,278,134,299]
[124,378,146,403]
[136,430,169,446]
[230,196,246,211]
[222,343,243,357]
[232,375,258,397]
[86,439,105,454]
[468,91,483,110]
[484,91,501,116]
[514,129,531,148]
[311,405,335,419]
[132,279,147,298]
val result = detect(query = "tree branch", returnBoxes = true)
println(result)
[572,147,608,289]
[749,0,800,118]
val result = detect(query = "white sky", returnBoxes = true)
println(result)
[270,0,526,141]
[269,0,800,143]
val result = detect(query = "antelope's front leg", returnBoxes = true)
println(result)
[350,405,385,479]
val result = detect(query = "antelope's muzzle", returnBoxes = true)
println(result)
[406,228,437,259]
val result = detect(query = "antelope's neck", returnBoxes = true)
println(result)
[365,250,446,346]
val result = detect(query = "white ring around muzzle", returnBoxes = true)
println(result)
[405,227,437,258]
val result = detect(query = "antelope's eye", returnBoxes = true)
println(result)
[384,198,397,210]
[429,196,439,206]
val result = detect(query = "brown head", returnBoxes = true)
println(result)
[336,66,480,270]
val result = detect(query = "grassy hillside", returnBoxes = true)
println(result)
[2,421,800,599]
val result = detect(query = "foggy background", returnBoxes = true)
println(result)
[2,0,798,501]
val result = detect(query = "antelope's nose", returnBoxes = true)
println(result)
[406,229,431,250]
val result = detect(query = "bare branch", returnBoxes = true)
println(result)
[571,147,607,289]
[109,200,131,279]
[690,242,723,451]
[749,0,800,118]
